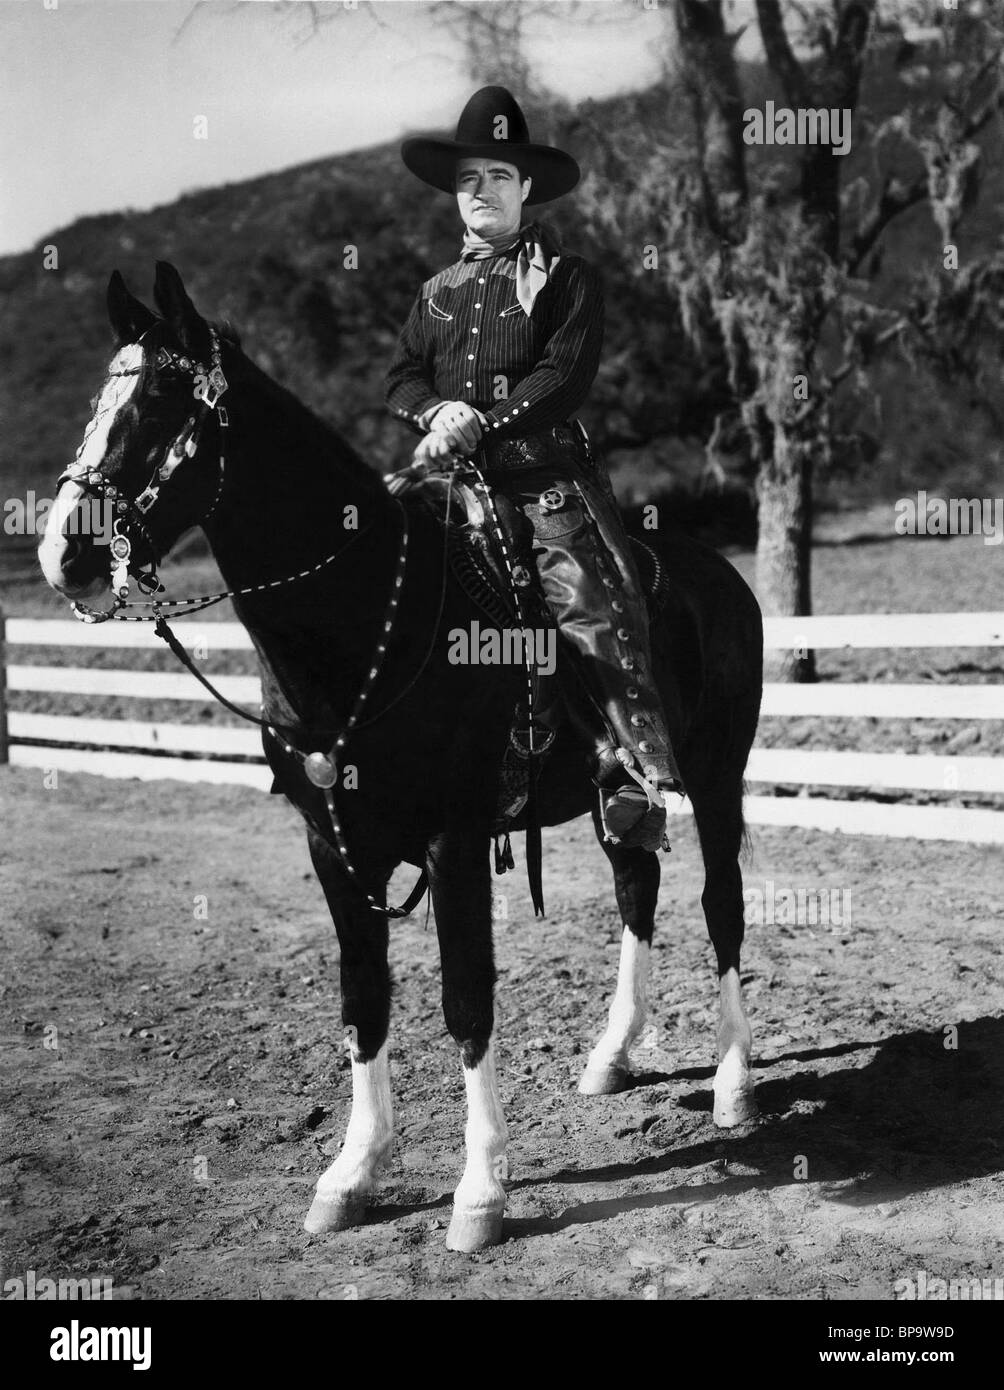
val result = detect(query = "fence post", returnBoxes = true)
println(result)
[0,605,8,764]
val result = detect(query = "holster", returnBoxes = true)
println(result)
[480,426,683,793]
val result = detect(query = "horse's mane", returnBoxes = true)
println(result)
[209,317,387,496]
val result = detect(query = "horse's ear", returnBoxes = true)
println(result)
[153,261,206,353]
[107,271,157,344]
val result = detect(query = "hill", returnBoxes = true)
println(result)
[1,63,1001,573]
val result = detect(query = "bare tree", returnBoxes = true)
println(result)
[662,0,1004,678]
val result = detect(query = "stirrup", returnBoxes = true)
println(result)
[598,782,668,854]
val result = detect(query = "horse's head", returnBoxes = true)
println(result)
[39,262,234,613]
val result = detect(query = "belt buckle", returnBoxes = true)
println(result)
[539,487,565,511]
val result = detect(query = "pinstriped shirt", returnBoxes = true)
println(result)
[384,245,604,439]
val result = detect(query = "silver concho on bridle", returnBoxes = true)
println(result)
[108,528,133,601]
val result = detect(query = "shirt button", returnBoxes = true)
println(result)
[630,714,647,728]
[466,380,473,388]
[617,628,631,641]
[475,302,482,309]
[471,327,478,334]
[639,741,654,754]
[468,353,475,360]
[611,601,624,613]
[478,277,485,284]
[523,400,530,406]
[627,687,639,699]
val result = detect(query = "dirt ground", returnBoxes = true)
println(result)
[3,526,1003,1300]
[2,763,1003,1301]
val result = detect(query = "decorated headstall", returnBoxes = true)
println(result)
[60,328,230,622]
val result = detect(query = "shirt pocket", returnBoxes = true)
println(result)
[498,302,524,318]
[426,297,454,321]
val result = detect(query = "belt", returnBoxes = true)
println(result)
[478,424,585,474]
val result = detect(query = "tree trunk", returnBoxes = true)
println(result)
[756,424,816,682]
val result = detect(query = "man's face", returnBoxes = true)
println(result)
[455,158,531,238]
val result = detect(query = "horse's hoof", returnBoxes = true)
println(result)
[713,1087,757,1128]
[445,1207,504,1253]
[712,1046,757,1128]
[578,1064,629,1095]
[303,1193,366,1234]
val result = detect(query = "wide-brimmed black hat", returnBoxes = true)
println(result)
[401,86,580,206]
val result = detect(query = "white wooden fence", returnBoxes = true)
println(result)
[2,610,1003,844]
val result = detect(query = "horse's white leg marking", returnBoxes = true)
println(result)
[578,929,650,1095]
[303,1042,394,1234]
[446,1034,508,1253]
[713,967,756,1127]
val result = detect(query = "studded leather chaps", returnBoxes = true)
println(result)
[480,426,683,793]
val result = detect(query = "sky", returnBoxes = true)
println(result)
[0,0,701,256]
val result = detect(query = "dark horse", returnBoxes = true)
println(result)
[39,264,763,1252]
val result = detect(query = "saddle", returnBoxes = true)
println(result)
[392,468,670,626]
[390,467,672,844]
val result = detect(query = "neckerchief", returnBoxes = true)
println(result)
[460,220,560,316]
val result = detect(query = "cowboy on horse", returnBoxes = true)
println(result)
[385,86,684,854]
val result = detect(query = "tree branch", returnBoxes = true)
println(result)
[829,0,875,98]
[793,316,907,422]
[844,69,1004,277]
[958,80,1004,143]
[843,171,928,274]
[674,0,749,244]
[755,0,811,107]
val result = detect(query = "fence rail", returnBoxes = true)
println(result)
[3,609,1003,844]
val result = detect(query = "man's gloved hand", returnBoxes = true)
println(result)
[411,430,465,474]
[428,401,489,454]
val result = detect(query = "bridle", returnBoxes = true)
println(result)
[58,326,233,623]
[53,325,439,918]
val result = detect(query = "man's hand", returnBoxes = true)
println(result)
[411,430,465,473]
[429,401,489,454]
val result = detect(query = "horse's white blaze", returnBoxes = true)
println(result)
[314,1042,394,1202]
[38,344,143,589]
[38,479,91,589]
[579,929,650,1091]
[452,1035,508,1218]
[75,343,144,474]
